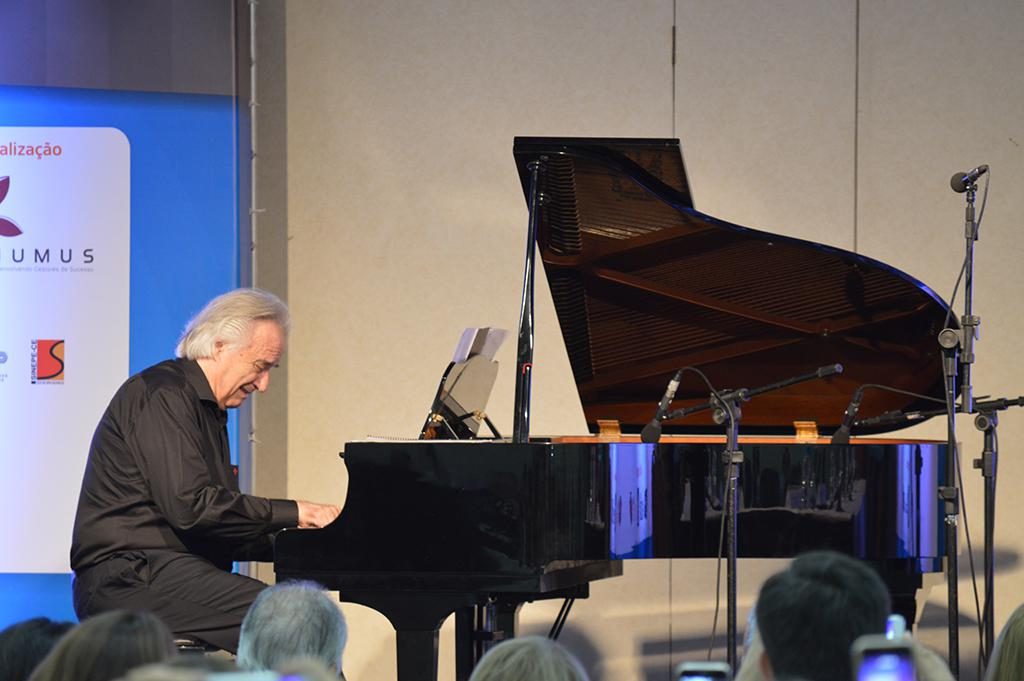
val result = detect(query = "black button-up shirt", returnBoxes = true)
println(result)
[71,358,298,572]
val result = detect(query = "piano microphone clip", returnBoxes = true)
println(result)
[641,369,683,444]
[831,385,865,446]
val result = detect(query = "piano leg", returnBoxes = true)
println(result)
[342,590,479,681]
[455,607,476,681]
[341,584,597,681]
[877,568,923,631]
[396,628,442,681]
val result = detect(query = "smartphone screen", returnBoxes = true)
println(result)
[856,649,915,681]
[676,662,731,681]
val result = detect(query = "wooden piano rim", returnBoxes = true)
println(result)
[550,435,943,445]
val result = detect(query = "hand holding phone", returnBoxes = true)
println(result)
[852,634,916,681]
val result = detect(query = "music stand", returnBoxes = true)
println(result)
[420,328,505,440]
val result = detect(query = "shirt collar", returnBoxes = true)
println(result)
[179,357,219,407]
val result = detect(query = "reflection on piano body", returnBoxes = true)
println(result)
[275,138,951,681]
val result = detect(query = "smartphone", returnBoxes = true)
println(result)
[674,661,732,681]
[206,671,303,675]
[851,634,916,681]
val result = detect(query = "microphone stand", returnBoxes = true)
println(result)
[656,364,842,667]
[961,179,979,417]
[936,177,980,678]
[970,391,1023,676]
[855,391,1022,675]
[975,406,996,669]
[717,393,742,673]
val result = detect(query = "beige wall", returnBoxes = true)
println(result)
[257,2,1024,680]
[856,2,1024,670]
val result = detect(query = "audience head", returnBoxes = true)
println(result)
[0,617,74,681]
[27,610,175,681]
[985,602,1024,681]
[113,664,205,681]
[467,636,589,681]
[237,580,347,674]
[114,654,238,681]
[277,657,344,681]
[755,551,890,681]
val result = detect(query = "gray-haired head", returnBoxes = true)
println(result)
[175,288,290,360]
[237,581,347,674]
[467,636,589,681]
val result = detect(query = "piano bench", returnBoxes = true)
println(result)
[174,636,220,654]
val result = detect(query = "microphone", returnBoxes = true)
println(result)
[854,410,928,428]
[817,363,843,379]
[640,369,682,444]
[950,164,989,193]
[830,386,865,446]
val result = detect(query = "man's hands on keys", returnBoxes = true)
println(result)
[296,500,342,528]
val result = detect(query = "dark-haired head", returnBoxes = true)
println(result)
[0,617,75,681]
[27,610,175,681]
[755,551,890,681]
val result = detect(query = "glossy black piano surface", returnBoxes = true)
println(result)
[274,435,944,681]
[275,441,621,592]
[276,437,944,581]
[511,137,953,435]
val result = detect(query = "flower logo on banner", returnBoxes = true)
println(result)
[0,176,24,237]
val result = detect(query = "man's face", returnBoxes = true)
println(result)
[212,320,285,409]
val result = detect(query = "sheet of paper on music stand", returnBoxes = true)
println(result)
[452,327,507,363]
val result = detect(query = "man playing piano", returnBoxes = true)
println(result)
[69,288,341,652]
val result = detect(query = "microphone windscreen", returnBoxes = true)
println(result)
[950,172,969,193]
[830,425,851,446]
[640,421,662,444]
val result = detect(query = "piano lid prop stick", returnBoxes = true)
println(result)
[513,158,546,443]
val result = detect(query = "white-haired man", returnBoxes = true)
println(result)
[238,580,347,675]
[70,288,341,653]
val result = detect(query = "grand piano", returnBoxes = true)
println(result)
[274,138,950,681]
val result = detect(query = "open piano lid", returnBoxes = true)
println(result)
[513,137,952,436]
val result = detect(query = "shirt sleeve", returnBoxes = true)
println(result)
[125,385,299,544]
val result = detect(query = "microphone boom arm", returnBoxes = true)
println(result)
[659,363,843,424]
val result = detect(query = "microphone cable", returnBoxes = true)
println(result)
[638,364,735,661]
[846,383,984,672]
[668,367,737,663]
[848,383,948,424]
